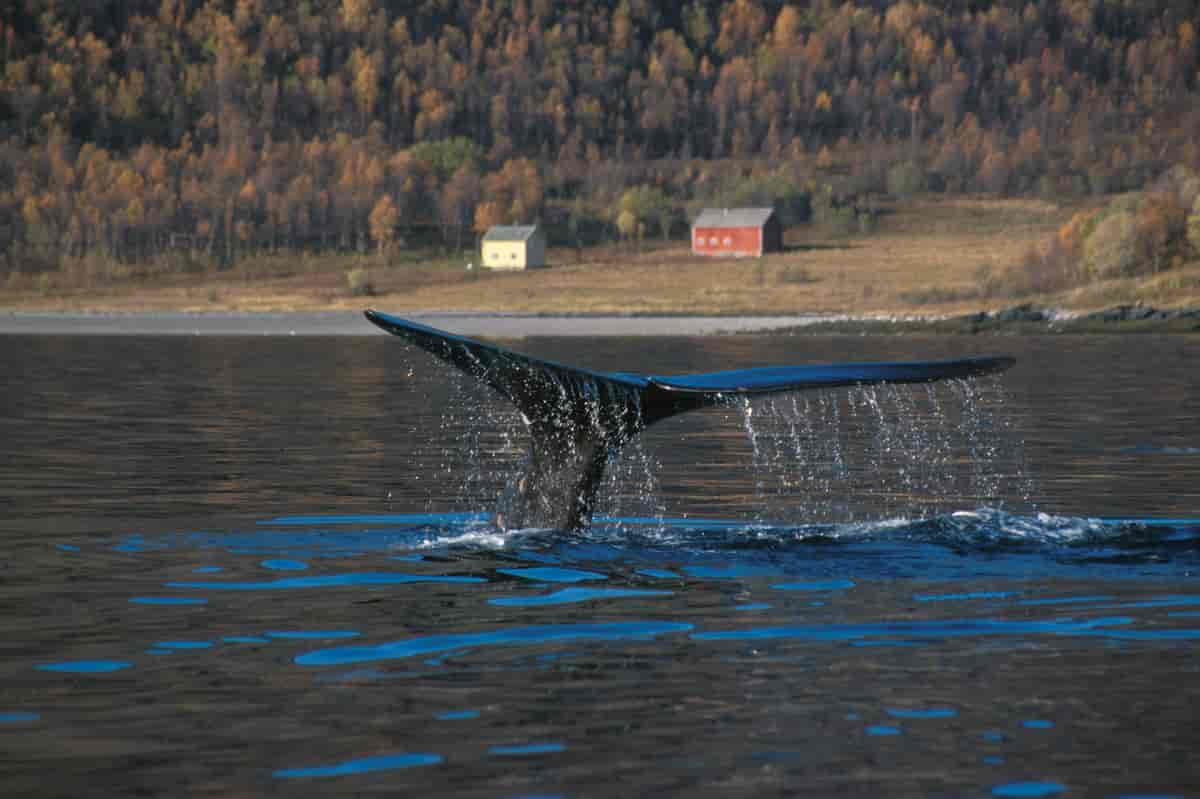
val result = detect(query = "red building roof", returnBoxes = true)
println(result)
[692,208,776,228]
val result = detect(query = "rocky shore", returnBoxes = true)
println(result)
[2,305,1197,338]
[770,304,1200,336]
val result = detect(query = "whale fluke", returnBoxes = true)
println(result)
[365,310,1014,531]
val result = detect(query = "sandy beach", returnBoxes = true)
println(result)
[0,310,833,338]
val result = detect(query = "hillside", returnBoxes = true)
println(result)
[2,0,1199,307]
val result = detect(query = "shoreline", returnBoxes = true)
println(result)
[763,304,1200,336]
[2,304,1197,338]
[0,309,837,337]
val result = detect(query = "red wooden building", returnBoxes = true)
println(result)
[691,208,783,257]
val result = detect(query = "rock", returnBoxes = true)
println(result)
[1079,304,1200,323]
[1084,304,1155,322]
[1083,305,1133,322]
[990,304,1047,322]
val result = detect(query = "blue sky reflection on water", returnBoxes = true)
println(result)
[36,660,133,674]
[488,587,674,607]
[489,743,567,756]
[294,621,696,667]
[497,566,608,583]
[167,572,488,590]
[273,752,443,779]
[991,782,1066,798]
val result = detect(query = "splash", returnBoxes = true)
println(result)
[436,365,526,518]
[424,370,1032,533]
[367,311,1015,532]
[730,378,1032,525]
[107,510,1200,571]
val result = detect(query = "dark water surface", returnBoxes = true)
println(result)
[2,332,1199,798]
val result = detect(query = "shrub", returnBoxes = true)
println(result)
[856,210,878,235]
[617,185,671,240]
[346,267,374,296]
[886,160,925,198]
[1083,210,1138,278]
[1179,177,1200,210]
[1133,191,1189,272]
[616,209,638,241]
[1057,209,1099,257]
[824,205,859,236]
[1186,195,1200,256]
[1013,236,1077,294]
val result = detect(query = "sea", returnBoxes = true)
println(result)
[2,327,1198,798]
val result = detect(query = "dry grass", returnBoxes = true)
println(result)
[351,198,1073,316]
[1057,261,1200,310]
[11,196,1190,316]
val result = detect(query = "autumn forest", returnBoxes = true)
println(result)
[2,0,1200,290]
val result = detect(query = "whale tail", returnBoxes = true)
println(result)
[365,310,1014,531]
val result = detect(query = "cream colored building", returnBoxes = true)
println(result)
[481,225,545,269]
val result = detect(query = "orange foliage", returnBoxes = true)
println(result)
[1,0,1198,270]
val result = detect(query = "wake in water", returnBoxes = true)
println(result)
[145,508,1200,567]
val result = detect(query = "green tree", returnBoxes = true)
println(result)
[616,208,638,246]
[409,138,482,183]
[618,185,672,241]
[886,161,926,198]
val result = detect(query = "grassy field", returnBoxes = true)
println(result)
[4,197,1198,316]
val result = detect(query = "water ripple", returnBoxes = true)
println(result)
[497,567,607,583]
[295,621,695,666]
[168,572,487,590]
[489,743,566,756]
[991,781,1065,797]
[886,707,958,719]
[691,616,1133,643]
[489,587,673,607]
[771,579,856,591]
[914,592,1018,602]
[435,710,480,721]
[37,660,132,673]
[261,559,308,571]
[129,596,208,606]
[274,751,443,778]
